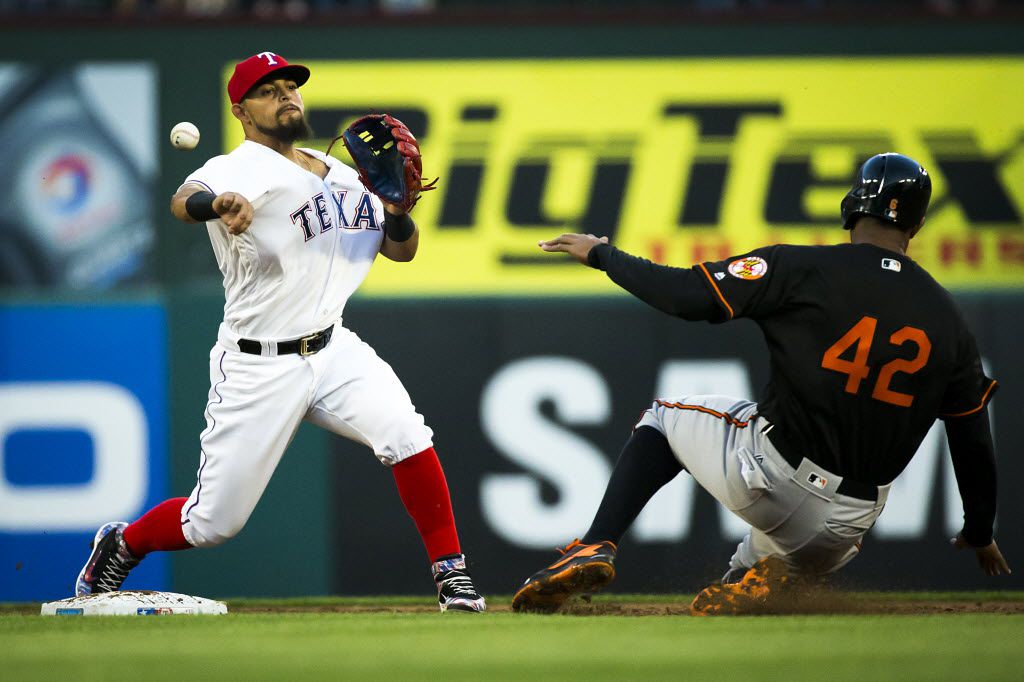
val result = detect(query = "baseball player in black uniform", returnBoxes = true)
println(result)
[512,153,1011,615]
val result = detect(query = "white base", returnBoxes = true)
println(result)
[41,590,228,616]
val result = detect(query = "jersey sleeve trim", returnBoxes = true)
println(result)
[180,179,215,195]
[697,263,734,320]
[940,379,999,418]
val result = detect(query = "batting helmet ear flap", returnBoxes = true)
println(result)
[841,153,932,231]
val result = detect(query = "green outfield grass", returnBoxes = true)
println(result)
[2,595,1023,681]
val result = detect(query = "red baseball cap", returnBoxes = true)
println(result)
[228,52,310,104]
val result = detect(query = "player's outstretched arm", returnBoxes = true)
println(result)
[538,233,719,321]
[539,233,608,264]
[170,184,254,235]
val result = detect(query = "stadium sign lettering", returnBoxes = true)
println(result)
[225,58,1024,293]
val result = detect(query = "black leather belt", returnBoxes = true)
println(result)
[237,325,334,357]
[762,425,878,502]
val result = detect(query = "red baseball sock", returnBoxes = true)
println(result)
[123,497,193,557]
[392,447,461,563]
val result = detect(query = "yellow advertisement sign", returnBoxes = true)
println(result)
[224,58,1024,294]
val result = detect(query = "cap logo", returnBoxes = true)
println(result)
[886,198,898,220]
[228,52,309,104]
[727,256,768,280]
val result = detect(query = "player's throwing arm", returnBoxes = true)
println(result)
[171,184,254,235]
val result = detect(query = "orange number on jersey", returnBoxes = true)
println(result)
[822,317,931,407]
[820,316,877,395]
[872,327,932,407]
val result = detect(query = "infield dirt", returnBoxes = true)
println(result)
[5,591,1022,616]
[230,593,1024,616]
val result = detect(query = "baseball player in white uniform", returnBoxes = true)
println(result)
[75,52,486,613]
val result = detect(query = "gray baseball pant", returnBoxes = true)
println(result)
[636,395,890,576]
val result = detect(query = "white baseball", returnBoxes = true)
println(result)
[170,122,200,150]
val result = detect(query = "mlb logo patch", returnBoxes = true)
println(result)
[806,472,828,490]
[881,258,902,272]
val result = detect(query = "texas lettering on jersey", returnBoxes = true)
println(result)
[182,141,386,340]
[291,191,380,242]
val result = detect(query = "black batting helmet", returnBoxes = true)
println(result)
[840,153,932,230]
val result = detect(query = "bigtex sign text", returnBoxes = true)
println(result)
[225,58,1024,293]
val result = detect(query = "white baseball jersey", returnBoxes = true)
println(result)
[175,141,433,549]
[184,140,384,341]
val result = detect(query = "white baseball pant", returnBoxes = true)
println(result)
[180,324,433,548]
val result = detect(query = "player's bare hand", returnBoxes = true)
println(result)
[952,533,1012,576]
[538,233,609,265]
[214,192,254,235]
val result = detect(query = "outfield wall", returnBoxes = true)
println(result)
[1,21,1022,599]
[329,296,1024,594]
[3,24,1023,292]
[6,294,1017,599]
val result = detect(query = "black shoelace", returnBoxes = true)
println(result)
[95,543,140,592]
[440,572,478,597]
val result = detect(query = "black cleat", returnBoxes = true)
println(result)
[432,554,486,613]
[512,539,617,614]
[75,522,142,597]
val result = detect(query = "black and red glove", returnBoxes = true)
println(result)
[338,114,437,214]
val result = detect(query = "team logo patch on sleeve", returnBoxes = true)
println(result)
[727,256,768,280]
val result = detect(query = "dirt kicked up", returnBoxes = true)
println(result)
[229,592,1024,616]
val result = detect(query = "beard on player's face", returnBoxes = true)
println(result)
[254,112,314,144]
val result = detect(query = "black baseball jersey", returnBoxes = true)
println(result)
[589,241,995,485]
[695,243,996,486]
[590,239,998,542]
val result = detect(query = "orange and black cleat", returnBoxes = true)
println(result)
[690,556,791,616]
[511,539,617,613]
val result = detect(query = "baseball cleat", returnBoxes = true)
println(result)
[432,554,486,613]
[720,565,748,585]
[75,522,142,597]
[511,539,617,614]
[690,556,791,616]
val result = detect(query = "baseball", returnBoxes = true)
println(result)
[170,122,200,150]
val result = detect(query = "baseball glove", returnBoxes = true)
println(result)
[337,114,437,214]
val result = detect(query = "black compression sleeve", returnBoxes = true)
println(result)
[587,243,720,321]
[582,426,683,546]
[945,410,998,547]
[383,212,416,242]
[185,191,219,221]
